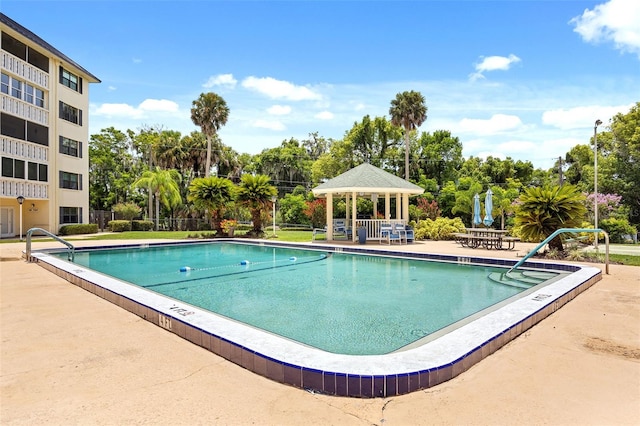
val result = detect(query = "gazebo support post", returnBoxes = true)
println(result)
[326,193,334,241]
[351,191,357,241]
[385,192,391,221]
[396,192,401,221]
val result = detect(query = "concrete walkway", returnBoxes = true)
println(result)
[1,238,639,425]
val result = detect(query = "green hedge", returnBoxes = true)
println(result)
[108,220,131,232]
[131,220,154,231]
[58,223,99,236]
[414,217,466,241]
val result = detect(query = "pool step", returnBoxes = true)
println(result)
[487,270,549,289]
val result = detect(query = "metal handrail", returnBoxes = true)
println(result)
[506,228,609,275]
[26,227,75,261]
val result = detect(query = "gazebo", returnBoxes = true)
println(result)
[312,163,424,241]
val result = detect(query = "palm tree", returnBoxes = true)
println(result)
[133,167,182,230]
[236,174,277,236]
[188,176,236,234]
[389,90,428,180]
[190,93,230,177]
[514,184,587,252]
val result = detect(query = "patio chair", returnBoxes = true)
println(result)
[380,224,403,244]
[333,220,352,240]
[312,226,327,241]
[403,225,415,243]
[393,223,408,244]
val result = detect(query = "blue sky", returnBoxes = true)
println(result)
[4,0,639,169]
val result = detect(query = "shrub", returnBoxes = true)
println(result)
[112,202,141,221]
[58,223,99,236]
[600,217,637,243]
[131,220,154,231]
[414,217,466,240]
[108,220,131,232]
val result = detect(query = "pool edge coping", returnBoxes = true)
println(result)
[28,239,601,398]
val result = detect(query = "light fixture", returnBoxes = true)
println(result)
[16,196,25,241]
[594,119,602,248]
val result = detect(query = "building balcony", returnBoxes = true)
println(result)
[1,94,49,126]
[0,178,48,199]
[1,51,49,89]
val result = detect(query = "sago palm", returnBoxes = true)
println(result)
[514,184,587,251]
[236,174,277,236]
[188,176,236,234]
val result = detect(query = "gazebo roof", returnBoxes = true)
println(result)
[312,163,424,196]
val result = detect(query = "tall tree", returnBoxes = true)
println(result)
[190,93,230,177]
[236,174,277,236]
[133,167,182,230]
[610,102,640,225]
[89,127,141,210]
[389,90,428,180]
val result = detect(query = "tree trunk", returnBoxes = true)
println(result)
[205,136,212,177]
[548,235,564,252]
[404,130,410,180]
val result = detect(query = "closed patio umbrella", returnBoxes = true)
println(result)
[483,188,494,227]
[473,193,482,226]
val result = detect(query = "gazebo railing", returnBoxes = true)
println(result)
[334,218,406,240]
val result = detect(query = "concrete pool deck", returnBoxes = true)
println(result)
[1,238,639,425]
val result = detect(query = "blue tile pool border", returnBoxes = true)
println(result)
[28,239,601,398]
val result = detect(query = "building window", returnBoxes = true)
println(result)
[1,73,8,94]
[60,207,82,224]
[59,136,82,157]
[1,157,26,179]
[60,67,82,93]
[0,113,26,140]
[1,156,13,178]
[60,171,82,190]
[26,121,48,145]
[1,73,46,108]
[27,162,48,181]
[38,164,48,182]
[59,101,82,125]
[11,79,22,99]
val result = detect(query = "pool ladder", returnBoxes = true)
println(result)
[25,227,75,262]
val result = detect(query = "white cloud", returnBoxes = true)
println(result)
[132,58,142,64]
[242,76,322,101]
[315,111,334,120]
[108,85,116,91]
[94,99,179,119]
[94,103,144,118]
[203,73,238,89]
[470,54,521,81]
[458,114,523,134]
[542,104,633,129]
[570,0,640,57]
[252,119,286,131]
[139,99,179,112]
[267,105,292,115]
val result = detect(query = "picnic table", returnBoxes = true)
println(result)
[454,228,520,250]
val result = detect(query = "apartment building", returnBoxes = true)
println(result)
[1,13,100,238]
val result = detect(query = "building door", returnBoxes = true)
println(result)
[1,207,15,238]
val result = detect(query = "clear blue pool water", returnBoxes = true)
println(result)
[59,242,553,355]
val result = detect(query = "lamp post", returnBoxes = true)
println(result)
[16,195,25,241]
[594,119,602,248]
[271,196,277,237]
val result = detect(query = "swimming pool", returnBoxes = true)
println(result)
[31,240,601,397]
